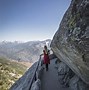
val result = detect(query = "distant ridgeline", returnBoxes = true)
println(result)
[0,39,51,63]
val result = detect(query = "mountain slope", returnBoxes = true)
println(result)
[0,57,27,90]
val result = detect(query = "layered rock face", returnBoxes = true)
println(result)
[51,0,89,84]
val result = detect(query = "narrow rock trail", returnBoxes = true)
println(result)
[41,59,71,90]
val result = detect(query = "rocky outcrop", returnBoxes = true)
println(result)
[69,75,88,90]
[31,79,41,90]
[51,0,89,84]
[55,60,89,90]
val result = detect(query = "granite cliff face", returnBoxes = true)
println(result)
[51,0,89,84]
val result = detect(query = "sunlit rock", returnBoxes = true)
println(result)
[51,0,89,84]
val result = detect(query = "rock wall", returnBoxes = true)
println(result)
[55,59,89,90]
[51,0,89,84]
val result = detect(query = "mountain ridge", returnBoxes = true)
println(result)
[0,39,51,63]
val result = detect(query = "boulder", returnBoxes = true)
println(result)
[69,75,89,90]
[56,61,89,90]
[31,79,41,90]
[57,62,74,86]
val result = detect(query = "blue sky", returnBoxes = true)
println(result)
[0,0,71,42]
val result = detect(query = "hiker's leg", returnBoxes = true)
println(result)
[46,64,48,71]
[45,64,47,70]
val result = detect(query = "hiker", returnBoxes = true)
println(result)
[42,45,50,71]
